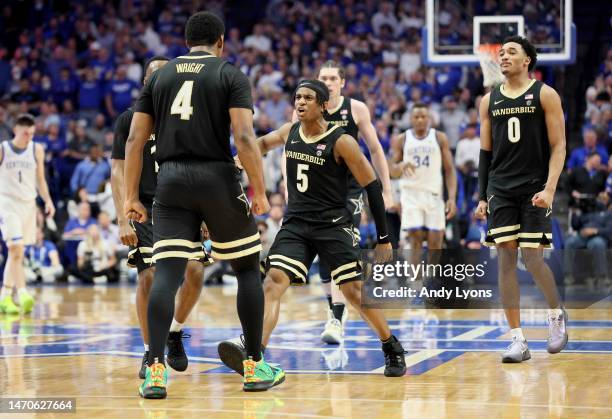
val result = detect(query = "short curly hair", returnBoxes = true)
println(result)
[503,36,538,71]
[185,12,225,47]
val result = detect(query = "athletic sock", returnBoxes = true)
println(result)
[331,303,345,322]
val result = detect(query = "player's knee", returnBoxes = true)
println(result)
[229,253,259,274]
[339,280,361,305]
[138,268,155,292]
[7,243,24,260]
[264,269,290,296]
[522,250,544,272]
[185,260,204,286]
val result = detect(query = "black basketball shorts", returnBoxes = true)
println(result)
[152,161,261,263]
[483,193,552,248]
[128,205,212,274]
[319,186,363,283]
[263,213,362,286]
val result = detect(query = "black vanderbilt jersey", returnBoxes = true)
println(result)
[134,51,253,164]
[488,79,550,195]
[285,122,349,217]
[111,108,157,205]
[324,96,361,194]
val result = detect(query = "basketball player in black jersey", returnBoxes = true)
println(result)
[219,80,407,377]
[316,61,394,345]
[475,36,568,363]
[111,56,210,380]
[124,12,284,397]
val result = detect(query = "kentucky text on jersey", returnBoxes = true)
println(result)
[491,106,537,117]
[175,63,205,73]
[5,160,34,169]
[285,149,325,166]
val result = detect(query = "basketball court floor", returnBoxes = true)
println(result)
[1,284,610,418]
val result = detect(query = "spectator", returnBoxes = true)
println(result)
[455,123,480,171]
[566,127,609,170]
[262,86,290,128]
[371,2,399,37]
[10,79,40,111]
[78,68,104,123]
[104,66,138,118]
[70,144,110,195]
[266,204,284,242]
[0,106,12,142]
[567,152,608,213]
[63,201,97,242]
[439,95,467,150]
[74,224,118,283]
[565,199,612,285]
[244,23,271,53]
[359,211,376,248]
[25,228,64,283]
[86,113,109,146]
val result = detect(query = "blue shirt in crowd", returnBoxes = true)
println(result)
[566,145,609,170]
[25,240,59,267]
[70,158,110,194]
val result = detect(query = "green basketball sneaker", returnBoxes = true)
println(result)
[139,362,168,399]
[19,292,34,314]
[242,357,285,392]
[0,296,19,315]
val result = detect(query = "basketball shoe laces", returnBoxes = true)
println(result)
[384,346,407,369]
[150,364,166,387]
[548,312,564,337]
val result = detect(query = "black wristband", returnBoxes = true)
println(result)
[364,179,390,244]
[478,149,492,201]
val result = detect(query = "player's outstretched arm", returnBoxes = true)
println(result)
[124,112,153,223]
[532,85,567,208]
[353,100,393,207]
[35,143,55,218]
[335,135,391,257]
[230,107,269,215]
[436,131,457,219]
[255,122,292,154]
[476,93,492,220]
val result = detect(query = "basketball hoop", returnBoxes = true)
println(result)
[476,43,504,88]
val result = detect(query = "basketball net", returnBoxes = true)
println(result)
[477,44,504,88]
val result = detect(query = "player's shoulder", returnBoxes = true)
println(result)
[348,97,367,113]
[434,129,449,144]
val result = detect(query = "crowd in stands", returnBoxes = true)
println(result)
[0,1,610,285]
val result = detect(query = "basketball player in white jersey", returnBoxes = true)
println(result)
[390,103,457,263]
[0,114,55,314]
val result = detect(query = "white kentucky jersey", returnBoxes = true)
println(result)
[399,128,442,195]
[0,140,37,201]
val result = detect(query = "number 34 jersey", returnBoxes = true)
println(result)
[399,128,442,195]
[284,122,349,218]
[488,79,550,196]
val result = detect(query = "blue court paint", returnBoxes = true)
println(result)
[1,319,611,375]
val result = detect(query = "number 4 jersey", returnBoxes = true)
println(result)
[134,51,253,164]
[488,79,550,196]
[284,122,349,218]
[399,128,442,195]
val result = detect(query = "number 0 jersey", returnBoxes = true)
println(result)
[399,128,442,195]
[285,122,349,217]
[488,79,550,196]
[134,51,253,164]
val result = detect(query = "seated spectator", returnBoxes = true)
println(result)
[564,196,612,285]
[567,152,608,212]
[25,228,64,283]
[70,144,111,195]
[566,127,609,170]
[74,224,118,283]
[63,201,97,242]
[97,210,126,256]
[86,113,109,146]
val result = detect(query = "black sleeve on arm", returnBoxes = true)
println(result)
[111,111,131,160]
[478,149,492,201]
[365,179,390,244]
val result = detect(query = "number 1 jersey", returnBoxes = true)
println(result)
[134,51,253,164]
[488,79,550,196]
